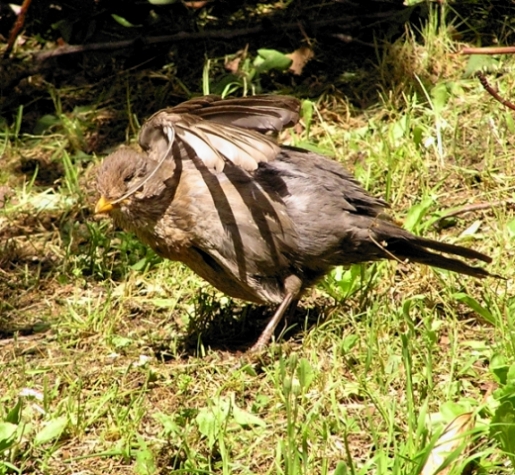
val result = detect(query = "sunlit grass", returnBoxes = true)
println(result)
[1,5,515,474]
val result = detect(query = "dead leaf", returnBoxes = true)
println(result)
[287,45,314,75]
[421,412,475,475]
[225,56,241,74]
[225,47,248,74]
[183,1,209,9]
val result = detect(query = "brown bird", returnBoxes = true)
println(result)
[96,95,494,351]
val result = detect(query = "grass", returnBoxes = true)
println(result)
[1,5,515,475]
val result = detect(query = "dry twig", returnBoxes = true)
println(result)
[477,72,515,112]
[461,46,515,55]
[437,200,514,221]
[3,0,32,58]
[34,16,360,62]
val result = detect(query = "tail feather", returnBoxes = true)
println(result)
[415,236,492,264]
[373,222,495,279]
[388,240,492,278]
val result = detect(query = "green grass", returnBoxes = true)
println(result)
[1,6,515,475]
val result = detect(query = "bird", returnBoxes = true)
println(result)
[95,94,494,351]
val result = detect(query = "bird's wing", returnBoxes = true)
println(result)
[154,163,299,298]
[162,94,300,133]
[139,110,282,173]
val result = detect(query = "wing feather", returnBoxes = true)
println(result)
[175,123,226,173]
[139,95,295,172]
[167,94,300,132]
[195,122,279,169]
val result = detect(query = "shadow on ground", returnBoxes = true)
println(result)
[150,297,339,357]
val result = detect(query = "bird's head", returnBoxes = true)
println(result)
[95,148,152,225]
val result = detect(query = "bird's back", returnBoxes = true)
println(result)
[255,147,390,276]
[255,146,492,282]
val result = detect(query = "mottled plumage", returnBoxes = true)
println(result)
[96,95,494,350]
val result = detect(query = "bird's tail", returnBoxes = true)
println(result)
[371,220,494,279]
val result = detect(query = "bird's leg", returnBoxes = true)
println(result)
[250,292,293,352]
[250,275,302,352]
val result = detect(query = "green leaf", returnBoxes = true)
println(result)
[241,364,258,377]
[492,363,515,404]
[325,263,369,300]
[490,354,509,385]
[333,461,348,475]
[464,55,498,78]
[253,49,292,74]
[293,141,333,156]
[453,292,495,324]
[505,111,515,134]
[196,403,228,448]
[34,416,68,446]
[340,334,358,353]
[131,257,148,271]
[431,82,450,112]
[111,335,133,348]
[154,412,181,437]
[148,298,176,308]
[5,399,22,424]
[446,81,465,97]
[412,125,424,146]
[134,437,157,475]
[232,405,266,427]
[0,422,18,451]
[111,14,140,28]
[297,358,315,391]
[439,401,468,421]
[490,400,515,467]
[301,100,314,136]
[403,197,434,232]
[506,363,515,387]
[389,115,409,143]
[33,114,60,135]
[507,218,515,238]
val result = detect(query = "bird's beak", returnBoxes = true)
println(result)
[95,196,114,214]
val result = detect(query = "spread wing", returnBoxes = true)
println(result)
[139,112,282,173]
[164,94,300,133]
[139,95,300,173]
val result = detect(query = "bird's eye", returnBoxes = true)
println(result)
[123,173,134,183]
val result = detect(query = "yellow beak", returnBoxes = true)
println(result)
[95,196,114,214]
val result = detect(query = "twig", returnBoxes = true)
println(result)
[437,200,514,221]
[3,0,32,58]
[477,72,515,112]
[368,232,406,265]
[461,46,515,55]
[35,20,330,62]
[32,12,390,62]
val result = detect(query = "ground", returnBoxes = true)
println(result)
[1,2,515,475]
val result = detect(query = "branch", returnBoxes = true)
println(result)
[437,200,514,221]
[32,14,382,62]
[477,72,515,112]
[3,0,32,58]
[461,46,515,55]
